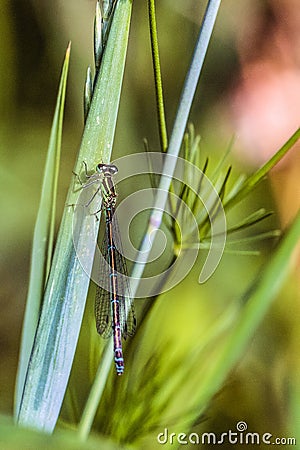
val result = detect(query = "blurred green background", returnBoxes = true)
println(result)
[1,0,299,447]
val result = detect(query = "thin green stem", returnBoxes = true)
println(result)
[148,0,168,151]
[130,0,222,291]
[225,127,300,210]
[78,341,113,440]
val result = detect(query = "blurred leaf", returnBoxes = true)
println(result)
[0,415,121,450]
[193,210,300,420]
[15,43,71,416]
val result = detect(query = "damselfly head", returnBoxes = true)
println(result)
[96,163,118,176]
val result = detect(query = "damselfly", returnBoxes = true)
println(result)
[85,163,136,375]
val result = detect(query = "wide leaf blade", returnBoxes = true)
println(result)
[17,0,132,432]
[15,44,71,416]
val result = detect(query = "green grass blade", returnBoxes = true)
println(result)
[225,127,300,209]
[225,209,273,235]
[17,0,132,433]
[197,209,300,415]
[14,44,71,417]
